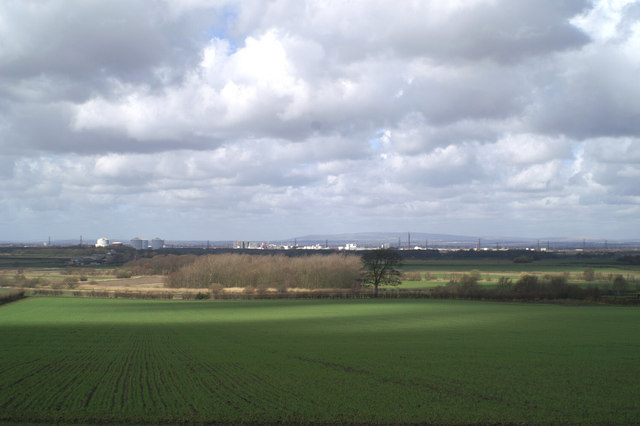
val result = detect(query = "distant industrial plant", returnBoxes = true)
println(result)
[3,232,637,252]
[130,237,165,250]
[92,237,164,250]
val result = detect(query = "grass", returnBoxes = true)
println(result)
[400,258,640,273]
[1,297,639,424]
[397,259,640,290]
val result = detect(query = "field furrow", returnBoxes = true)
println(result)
[0,297,639,424]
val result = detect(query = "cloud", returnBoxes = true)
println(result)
[1,0,639,241]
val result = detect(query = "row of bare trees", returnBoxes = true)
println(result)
[122,254,199,275]
[165,254,362,290]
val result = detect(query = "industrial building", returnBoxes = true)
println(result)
[95,237,110,248]
[130,237,164,250]
[130,237,148,250]
[151,238,165,250]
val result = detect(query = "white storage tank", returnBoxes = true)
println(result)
[151,238,164,250]
[95,238,110,248]
[130,237,144,250]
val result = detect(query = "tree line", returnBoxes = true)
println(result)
[164,253,362,290]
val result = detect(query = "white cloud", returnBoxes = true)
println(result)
[2,0,640,241]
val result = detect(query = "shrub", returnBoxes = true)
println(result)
[469,270,482,281]
[63,277,79,289]
[446,274,481,297]
[612,275,629,295]
[402,271,422,281]
[496,277,513,291]
[544,275,570,299]
[583,268,595,281]
[0,290,26,305]
[210,283,224,294]
[514,274,539,294]
[115,269,133,279]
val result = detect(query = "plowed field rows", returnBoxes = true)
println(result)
[1,298,639,424]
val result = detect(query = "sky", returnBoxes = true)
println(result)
[1,0,640,242]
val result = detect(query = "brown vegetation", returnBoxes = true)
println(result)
[401,271,422,281]
[122,254,199,276]
[165,253,362,290]
[0,289,26,305]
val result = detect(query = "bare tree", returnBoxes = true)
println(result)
[361,249,402,297]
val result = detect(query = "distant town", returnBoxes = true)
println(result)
[3,232,640,252]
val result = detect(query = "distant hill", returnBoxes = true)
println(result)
[294,232,476,243]
[289,232,627,250]
[291,232,492,248]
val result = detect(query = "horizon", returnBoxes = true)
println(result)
[4,231,640,247]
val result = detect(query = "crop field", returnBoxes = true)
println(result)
[400,257,640,274]
[396,258,640,290]
[1,297,639,424]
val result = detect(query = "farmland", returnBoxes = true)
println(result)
[395,257,640,290]
[1,297,639,424]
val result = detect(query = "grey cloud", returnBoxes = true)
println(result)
[402,64,529,125]
[2,0,640,241]
[0,101,178,155]
[386,0,591,63]
[584,138,640,163]
[236,0,591,63]
[527,45,640,139]
[0,1,211,85]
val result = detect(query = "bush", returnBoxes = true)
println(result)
[496,277,513,291]
[115,269,133,279]
[15,274,44,288]
[210,283,224,295]
[583,268,595,281]
[402,271,422,281]
[469,270,482,281]
[612,275,629,295]
[63,277,79,289]
[544,275,570,299]
[514,274,539,294]
[0,290,26,305]
[446,274,481,297]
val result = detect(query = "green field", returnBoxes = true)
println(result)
[399,258,640,274]
[1,297,639,424]
[396,258,640,290]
